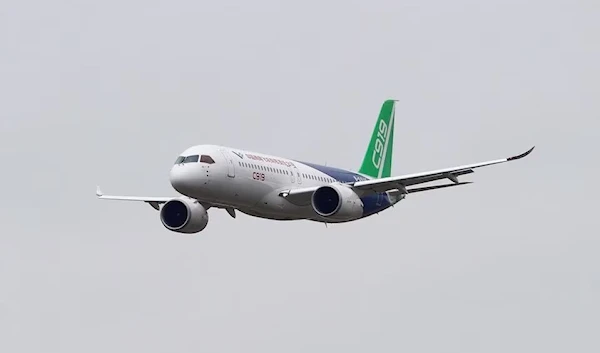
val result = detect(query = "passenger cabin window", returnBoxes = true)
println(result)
[200,155,215,164]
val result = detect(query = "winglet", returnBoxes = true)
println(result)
[96,186,103,197]
[507,146,535,161]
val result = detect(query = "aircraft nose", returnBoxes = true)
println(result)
[170,166,195,195]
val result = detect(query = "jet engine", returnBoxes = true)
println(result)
[311,184,363,221]
[160,198,209,233]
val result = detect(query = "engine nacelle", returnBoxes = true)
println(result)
[160,198,209,233]
[311,184,363,221]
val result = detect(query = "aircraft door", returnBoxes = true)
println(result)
[220,149,235,178]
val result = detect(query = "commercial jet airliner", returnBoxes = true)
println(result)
[97,100,534,233]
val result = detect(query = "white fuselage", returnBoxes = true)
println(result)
[169,144,396,222]
[97,99,533,232]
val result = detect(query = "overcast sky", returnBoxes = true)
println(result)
[1,0,599,352]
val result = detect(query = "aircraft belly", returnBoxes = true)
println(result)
[238,187,312,220]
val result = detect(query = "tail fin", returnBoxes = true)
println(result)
[358,99,396,179]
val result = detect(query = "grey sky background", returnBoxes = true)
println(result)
[1,0,599,352]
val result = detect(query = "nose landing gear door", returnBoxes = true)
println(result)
[220,149,235,178]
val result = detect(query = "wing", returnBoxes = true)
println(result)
[351,146,535,193]
[96,186,174,210]
[280,146,534,203]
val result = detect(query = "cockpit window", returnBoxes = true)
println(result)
[183,155,199,163]
[175,154,214,164]
[200,155,215,164]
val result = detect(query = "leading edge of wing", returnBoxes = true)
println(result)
[278,185,319,206]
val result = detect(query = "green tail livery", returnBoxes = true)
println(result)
[359,99,396,179]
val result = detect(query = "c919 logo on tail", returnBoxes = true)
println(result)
[371,120,388,169]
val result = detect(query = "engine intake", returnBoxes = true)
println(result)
[160,198,209,233]
[311,185,363,221]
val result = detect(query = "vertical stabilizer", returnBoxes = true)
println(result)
[359,99,396,179]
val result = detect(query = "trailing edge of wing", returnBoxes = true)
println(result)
[96,186,174,210]
[407,181,473,193]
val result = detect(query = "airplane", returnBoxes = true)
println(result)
[96,99,534,233]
